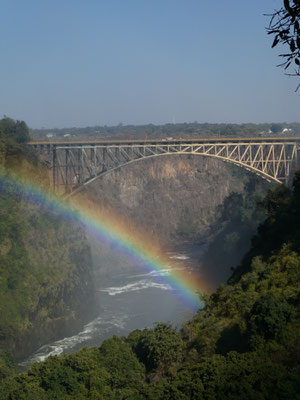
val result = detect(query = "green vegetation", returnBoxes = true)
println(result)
[267,0,300,87]
[0,117,30,144]
[0,118,95,366]
[31,122,300,141]
[1,172,299,398]
[270,123,283,134]
[0,116,31,167]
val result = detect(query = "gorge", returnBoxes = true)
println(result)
[18,149,268,365]
[0,118,268,365]
[1,119,299,399]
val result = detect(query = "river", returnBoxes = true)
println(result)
[19,244,205,369]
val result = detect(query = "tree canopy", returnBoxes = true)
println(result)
[267,0,300,89]
[0,117,30,144]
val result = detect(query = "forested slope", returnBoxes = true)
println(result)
[1,170,299,399]
[0,118,96,361]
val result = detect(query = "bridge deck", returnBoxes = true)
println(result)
[29,137,300,147]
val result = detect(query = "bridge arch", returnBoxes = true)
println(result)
[67,152,278,199]
[29,138,299,197]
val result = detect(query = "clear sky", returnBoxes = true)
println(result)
[0,0,299,128]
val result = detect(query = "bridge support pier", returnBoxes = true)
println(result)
[52,146,57,192]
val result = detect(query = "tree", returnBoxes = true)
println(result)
[128,324,184,372]
[0,117,30,144]
[266,0,300,89]
[250,293,295,341]
[270,123,283,134]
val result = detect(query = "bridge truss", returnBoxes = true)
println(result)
[30,138,300,196]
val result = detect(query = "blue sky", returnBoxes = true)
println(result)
[0,0,299,128]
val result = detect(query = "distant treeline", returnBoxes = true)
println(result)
[31,122,300,140]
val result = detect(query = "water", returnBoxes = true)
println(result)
[19,246,204,369]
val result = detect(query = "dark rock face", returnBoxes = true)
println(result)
[81,155,246,243]
[80,155,268,287]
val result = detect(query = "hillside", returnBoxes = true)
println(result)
[0,172,299,398]
[0,118,97,360]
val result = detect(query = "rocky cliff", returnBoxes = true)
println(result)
[79,155,269,286]
[81,155,251,244]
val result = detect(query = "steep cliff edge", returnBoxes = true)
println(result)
[0,194,96,360]
[80,155,268,285]
[0,117,97,360]
[81,155,248,243]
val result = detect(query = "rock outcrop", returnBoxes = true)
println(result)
[81,155,248,243]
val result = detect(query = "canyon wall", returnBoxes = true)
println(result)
[0,199,96,360]
[81,155,249,243]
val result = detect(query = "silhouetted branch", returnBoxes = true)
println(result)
[266,0,300,90]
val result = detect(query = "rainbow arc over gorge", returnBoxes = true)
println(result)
[0,168,205,311]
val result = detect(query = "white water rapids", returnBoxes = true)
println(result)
[19,248,204,369]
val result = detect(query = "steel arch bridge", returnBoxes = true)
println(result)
[29,137,300,197]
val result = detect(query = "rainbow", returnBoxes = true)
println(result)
[0,167,205,311]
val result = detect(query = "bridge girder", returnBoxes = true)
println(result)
[30,139,300,197]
